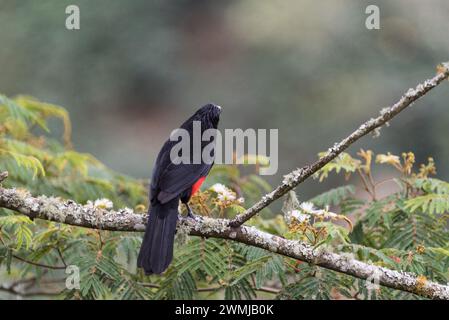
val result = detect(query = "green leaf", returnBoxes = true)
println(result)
[0,149,45,178]
[309,185,355,207]
[404,194,449,215]
[314,153,361,182]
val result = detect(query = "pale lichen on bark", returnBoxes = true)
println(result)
[1,185,448,299]
[230,62,449,227]
[1,63,449,300]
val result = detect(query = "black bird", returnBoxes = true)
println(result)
[137,103,221,274]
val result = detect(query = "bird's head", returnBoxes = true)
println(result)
[194,103,222,128]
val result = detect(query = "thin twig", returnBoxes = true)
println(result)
[56,248,68,268]
[357,168,376,200]
[229,63,449,227]
[0,171,8,183]
[12,255,66,270]
[366,171,377,200]
[0,63,449,300]
[1,186,449,299]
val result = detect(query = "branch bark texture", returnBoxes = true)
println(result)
[1,186,448,300]
[230,63,449,227]
[1,63,449,300]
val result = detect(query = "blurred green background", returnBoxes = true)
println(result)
[1,0,448,200]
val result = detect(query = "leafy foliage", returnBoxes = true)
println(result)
[1,95,449,300]
[309,185,355,207]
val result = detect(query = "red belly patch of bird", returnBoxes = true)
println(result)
[191,176,206,196]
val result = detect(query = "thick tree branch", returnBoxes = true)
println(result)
[229,62,449,227]
[1,186,448,299]
[1,63,449,300]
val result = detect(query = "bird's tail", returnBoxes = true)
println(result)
[137,198,179,274]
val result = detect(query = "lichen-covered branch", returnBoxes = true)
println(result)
[1,186,448,299]
[229,62,449,227]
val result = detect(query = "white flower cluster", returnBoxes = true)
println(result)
[86,198,114,210]
[299,202,315,213]
[290,210,309,223]
[290,201,339,224]
[210,183,244,203]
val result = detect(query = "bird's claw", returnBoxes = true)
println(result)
[187,210,196,219]
[188,211,204,222]
[184,204,203,222]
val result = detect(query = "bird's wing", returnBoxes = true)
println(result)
[157,162,212,204]
[151,139,213,204]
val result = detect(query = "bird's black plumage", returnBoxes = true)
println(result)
[137,103,221,274]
